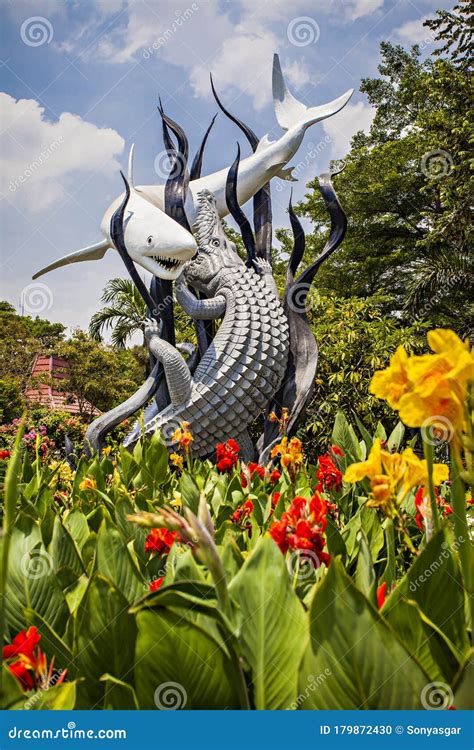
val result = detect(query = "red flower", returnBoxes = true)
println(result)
[269,469,281,484]
[376,582,387,609]
[149,577,164,592]
[216,439,240,472]
[3,626,41,665]
[144,528,178,555]
[269,493,330,567]
[232,499,254,525]
[316,454,343,493]
[241,462,265,488]
[0,449,11,460]
[271,492,281,508]
[9,661,34,691]
[331,445,344,457]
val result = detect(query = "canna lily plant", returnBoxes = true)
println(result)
[0,329,472,710]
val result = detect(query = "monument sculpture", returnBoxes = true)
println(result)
[33,54,351,461]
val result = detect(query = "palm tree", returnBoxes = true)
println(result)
[405,249,473,338]
[89,278,146,348]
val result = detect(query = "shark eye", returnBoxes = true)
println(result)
[147,235,153,246]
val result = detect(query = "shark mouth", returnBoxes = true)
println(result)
[151,254,185,271]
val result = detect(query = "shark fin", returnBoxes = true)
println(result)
[32,238,110,279]
[275,165,297,181]
[255,134,276,153]
[272,53,353,132]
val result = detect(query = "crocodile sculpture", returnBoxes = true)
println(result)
[123,189,289,459]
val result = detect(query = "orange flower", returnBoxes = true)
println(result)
[172,421,193,453]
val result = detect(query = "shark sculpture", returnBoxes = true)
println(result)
[33,54,353,281]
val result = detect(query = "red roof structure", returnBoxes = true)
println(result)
[25,355,100,416]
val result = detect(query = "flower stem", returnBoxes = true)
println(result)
[422,434,440,533]
[451,453,474,642]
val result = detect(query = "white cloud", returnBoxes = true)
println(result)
[393,15,434,45]
[323,101,375,157]
[0,93,124,213]
[346,0,384,21]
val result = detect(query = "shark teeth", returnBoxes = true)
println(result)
[152,255,183,270]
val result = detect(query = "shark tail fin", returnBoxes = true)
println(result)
[32,238,110,279]
[272,53,353,132]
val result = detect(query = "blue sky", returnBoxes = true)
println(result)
[0,0,448,334]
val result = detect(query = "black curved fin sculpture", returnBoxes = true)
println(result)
[260,170,347,450]
[210,74,272,262]
[190,114,218,181]
[225,145,257,266]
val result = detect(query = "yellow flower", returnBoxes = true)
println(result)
[79,476,97,492]
[170,452,184,470]
[370,329,473,438]
[169,490,182,509]
[102,446,112,457]
[344,441,448,517]
[370,346,410,409]
[271,436,303,481]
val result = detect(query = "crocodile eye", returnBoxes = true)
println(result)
[147,235,153,246]
[211,238,220,248]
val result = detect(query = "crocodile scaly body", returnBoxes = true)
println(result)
[124,190,289,458]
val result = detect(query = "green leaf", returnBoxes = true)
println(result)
[96,519,145,603]
[383,599,461,683]
[135,608,242,709]
[74,574,137,709]
[63,510,90,550]
[452,649,474,710]
[382,528,469,655]
[6,516,69,636]
[298,560,429,709]
[48,516,85,577]
[325,517,347,564]
[179,471,200,514]
[229,536,308,709]
[387,421,405,451]
[0,664,25,708]
[332,411,361,465]
[28,681,76,710]
[354,529,376,605]
[100,674,139,710]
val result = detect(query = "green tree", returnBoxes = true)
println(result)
[89,278,147,348]
[299,293,425,453]
[292,34,472,333]
[54,331,145,419]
